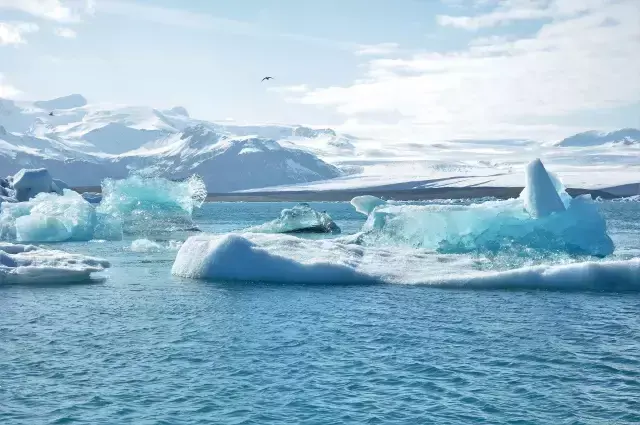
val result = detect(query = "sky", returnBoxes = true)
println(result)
[0,0,638,142]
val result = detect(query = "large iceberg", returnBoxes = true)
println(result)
[0,242,110,284]
[352,159,614,257]
[171,233,640,291]
[172,233,374,283]
[0,190,122,242]
[97,174,207,234]
[246,203,340,234]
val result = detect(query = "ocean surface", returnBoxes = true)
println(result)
[2,200,640,424]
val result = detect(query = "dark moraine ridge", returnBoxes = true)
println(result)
[72,186,619,202]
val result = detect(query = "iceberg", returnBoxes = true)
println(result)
[11,168,63,202]
[97,174,207,234]
[246,203,340,234]
[521,159,567,218]
[171,233,640,291]
[352,159,614,257]
[172,233,374,283]
[0,190,122,242]
[0,242,110,284]
[350,195,387,216]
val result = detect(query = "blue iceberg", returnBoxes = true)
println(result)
[97,174,207,234]
[353,159,614,257]
[0,173,206,242]
[0,190,122,243]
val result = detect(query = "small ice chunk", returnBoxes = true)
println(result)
[351,195,387,216]
[246,203,340,234]
[131,239,182,252]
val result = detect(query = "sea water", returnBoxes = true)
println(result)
[1,200,640,424]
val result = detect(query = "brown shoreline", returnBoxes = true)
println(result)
[72,186,618,202]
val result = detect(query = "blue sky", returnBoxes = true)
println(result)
[0,0,638,141]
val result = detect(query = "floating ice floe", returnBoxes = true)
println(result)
[0,242,110,284]
[171,232,640,291]
[246,203,340,234]
[352,159,614,257]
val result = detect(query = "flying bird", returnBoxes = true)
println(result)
[261,76,274,82]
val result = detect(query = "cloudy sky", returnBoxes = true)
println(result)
[0,0,638,141]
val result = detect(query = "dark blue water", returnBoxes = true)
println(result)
[2,201,640,424]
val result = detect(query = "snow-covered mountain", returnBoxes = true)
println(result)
[1,94,639,195]
[0,95,343,192]
[556,129,640,147]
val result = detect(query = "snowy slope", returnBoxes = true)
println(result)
[556,129,640,147]
[1,94,638,194]
[0,96,342,192]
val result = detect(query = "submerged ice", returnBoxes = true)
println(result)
[0,242,110,284]
[352,159,614,257]
[246,203,340,234]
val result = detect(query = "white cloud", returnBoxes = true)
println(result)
[0,0,93,23]
[437,0,624,30]
[53,26,76,38]
[278,0,640,140]
[0,73,20,98]
[0,21,39,45]
[355,43,400,56]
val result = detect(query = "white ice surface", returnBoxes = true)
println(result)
[171,233,639,291]
[0,242,109,284]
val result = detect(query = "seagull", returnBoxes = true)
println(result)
[261,76,274,82]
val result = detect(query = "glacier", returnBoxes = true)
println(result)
[350,160,614,256]
[0,242,110,284]
[2,93,640,195]
[246,203,340,234]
